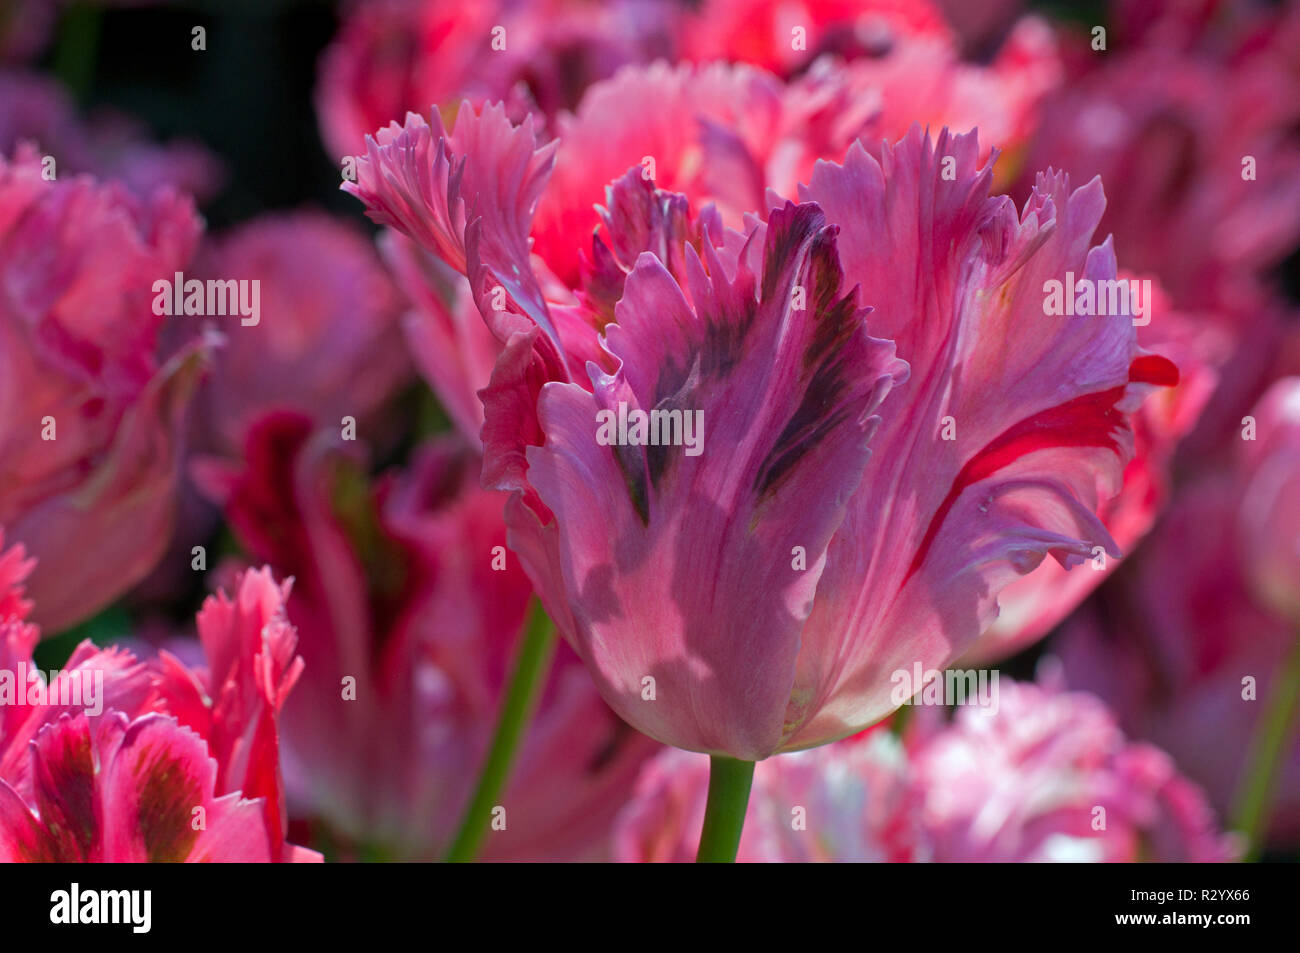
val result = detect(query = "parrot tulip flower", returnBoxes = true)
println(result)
[909,675,1237,863]
[0,540,319,863]
[347,102,1175,765]
[0,711,278,863]
[185,211,413,457]
[0,145,206,633]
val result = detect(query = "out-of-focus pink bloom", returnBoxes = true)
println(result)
[1060,379,1300,845]
[672,0,951,74]
[184,211,412,457]
[533,38,1059,287]
[1112,0,1300,61]
[316,0,500,162]
[315,0,676,161]
[615,676,1233,863]
[909,675,1238,862]
[665,1,1059,188]
[197,413,657,859]
[1176,291,1297,461]
[1031,0,1300,466]
[839,15,1060,189]
[0,146,207,633]
[0,549,318,862]
[933,0,1026,54]
[1023,18,1300,314]
[969,280,1221,661]
[614,731,920,862]
[1237,378,1300,623]
[347,103,1175,759]
[0,70,224,202]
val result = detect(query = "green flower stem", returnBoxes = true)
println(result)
[695,756,756,862]
[1232,631,1300,861]
[444,599,556,863]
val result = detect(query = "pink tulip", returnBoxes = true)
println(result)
[0,537,318,862]
[0,711,281,862]
[150,567,315,862]
[532,46,1059,289]
[0,146,207,633]
[1237,378,1300,623]
[776,15,1061,191]
[346,95,1176,760]
[909,675,1238,862]
[1022,15,1300,313]
[670,0,952,75]
[529,62,787,288]
[183,211,412,457]
[196,412,658,859]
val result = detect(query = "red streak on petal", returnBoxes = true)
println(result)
[903,355,1177,584]
[1130,353,1179,387]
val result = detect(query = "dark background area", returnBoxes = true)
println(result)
[41,0,352,228]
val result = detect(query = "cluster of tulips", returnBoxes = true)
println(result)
[1,0,1299,863]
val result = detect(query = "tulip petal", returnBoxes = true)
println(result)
[345,103,563,356]
[10,338,210,633]
[194,567,303,859]
[783,128,1176,748]
[0,779,60,862]
[523,201,904,758]
[102,713,271,863]
[27,713,100,861]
